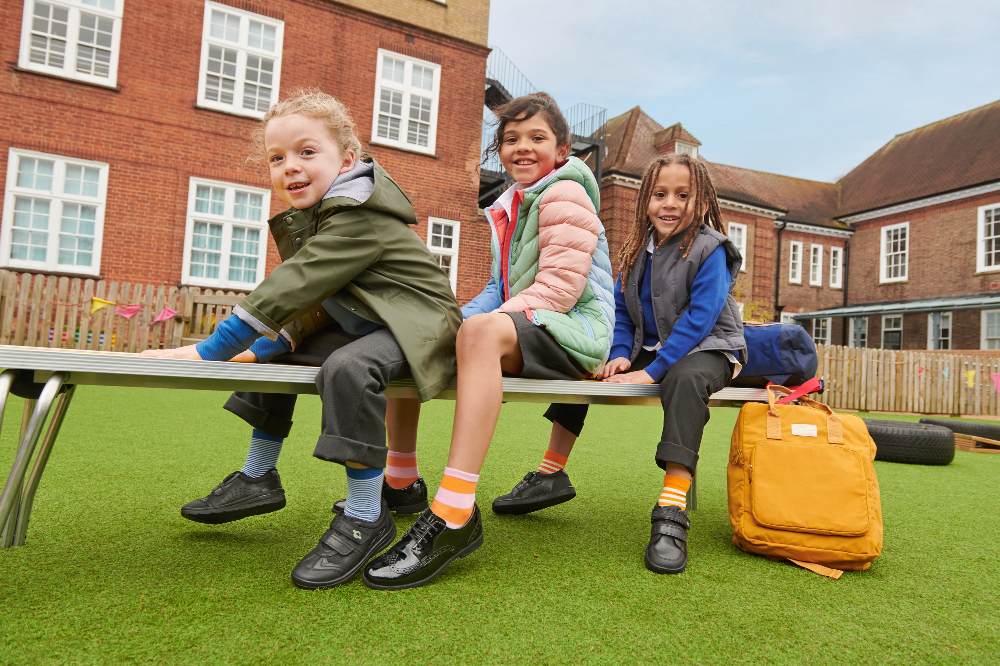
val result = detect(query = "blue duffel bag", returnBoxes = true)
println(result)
[733,323,818,388]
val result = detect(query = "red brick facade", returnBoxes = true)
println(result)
[0,0,492,301]
[847,192,1000,304]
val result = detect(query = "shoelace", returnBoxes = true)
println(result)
[212,471,241,495]
[512,471,540,494]
[408,511,443,547]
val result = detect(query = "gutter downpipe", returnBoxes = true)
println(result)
[773,220,786,321]
[841,237,850,344]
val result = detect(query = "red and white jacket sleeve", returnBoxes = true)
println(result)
[499,180,601,315]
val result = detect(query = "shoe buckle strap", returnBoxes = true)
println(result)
[652,522,688,542]
[321,530,357,556]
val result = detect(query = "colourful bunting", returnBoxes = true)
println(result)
[992,372,1000,394]
[966,370,976,388]
[90,296,115,314]
[114,303,142,319]
[152,307,177,324]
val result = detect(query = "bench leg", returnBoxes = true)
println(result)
[11,386,75,546]
[0,373,68,548]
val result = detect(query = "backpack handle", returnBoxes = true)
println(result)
[766,385,844,444]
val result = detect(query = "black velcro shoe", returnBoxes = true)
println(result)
[291,500,396,590]
[180,469,286,524]
[645,505,690,574]
[492,470,576,515]
[332,477,428,516]
[363,506,483,590]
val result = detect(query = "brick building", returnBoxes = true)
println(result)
[595,101,1000,350]
[0,0,492,304]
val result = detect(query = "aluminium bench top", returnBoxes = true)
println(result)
[0,345,768,406]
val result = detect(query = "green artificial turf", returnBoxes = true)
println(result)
[1,387,998,664]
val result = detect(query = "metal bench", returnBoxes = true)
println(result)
[0,344,769,548]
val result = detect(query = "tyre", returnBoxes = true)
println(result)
[918,418,1000,441]
[862,419,955,465]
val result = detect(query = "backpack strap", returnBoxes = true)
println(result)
[788,558,844,579]
[775,377,823,404]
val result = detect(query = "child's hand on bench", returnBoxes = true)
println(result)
[139,345,203,360]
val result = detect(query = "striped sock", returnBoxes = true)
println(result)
[430,467,480,529]
[241,429,284,479]
[658,473,692,511]
[385,451,420,489]
[537,449,568,475]
[344,466,384,522]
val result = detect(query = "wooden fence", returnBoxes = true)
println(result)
[816,345,1000,416]
[1,270,999,415]
[0,270,244,353]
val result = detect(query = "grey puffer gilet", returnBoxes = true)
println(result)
[621,225,746,364]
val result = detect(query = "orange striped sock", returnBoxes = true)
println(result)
[537,449,568,475]
[430,467,480,528]
[385,451,419,489]
[658,474,692,510]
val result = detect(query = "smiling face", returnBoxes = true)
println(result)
[498,113,570,186]
[646,162,695,243]
[265,113,356,209]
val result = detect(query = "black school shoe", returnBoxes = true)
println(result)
[492,469,577,515]
[291,499,396,590]
[180,469,286,524]
[332,477,428,516]
[363,506,483,590]
[645,505,690,574]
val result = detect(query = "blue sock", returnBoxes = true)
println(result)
[344,466,383,522]
[241,429,284,479]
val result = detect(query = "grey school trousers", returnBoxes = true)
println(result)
[222,325,409,469]
[543,350,732,473]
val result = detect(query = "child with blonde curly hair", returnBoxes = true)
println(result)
[144,89,461,589]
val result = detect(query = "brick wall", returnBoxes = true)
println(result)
[846,191,1000,305]
[776,230,848,315]
[723,209,777,321]
[335,0,489,46]
[0,0,491,302]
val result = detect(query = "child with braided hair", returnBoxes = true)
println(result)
[494,153,746,574]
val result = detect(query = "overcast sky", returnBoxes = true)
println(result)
[487,0,1000,182]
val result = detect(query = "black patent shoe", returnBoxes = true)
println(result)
[180,469,286,524]
[332,477,428,516]
[645,505,690,574]
[291,500,396,590]
[363,506,483,590]
[492,469,576,515]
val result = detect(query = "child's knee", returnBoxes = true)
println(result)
[456,313,514,355]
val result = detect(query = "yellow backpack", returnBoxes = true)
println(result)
[727,385,883,578]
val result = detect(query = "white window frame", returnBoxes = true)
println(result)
[848,316,868,348]
[728,222,747,272]
[18,0,125,88]
[812,317,831,345]
[426,217,459,292]
[976,202,1000,273]
[809,243,823,286]
[788,240,802,284]
[881,314,903,350]
[674,141,698,158]
[982,309,1000,350]
[780,312,797,325]
[927,311,952,350]
[879,222,909,283]
[1,147,108,276]
[196,1,284,119]
[371,48,441,156]
[829,246,843,289]
[181,177,270,290]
